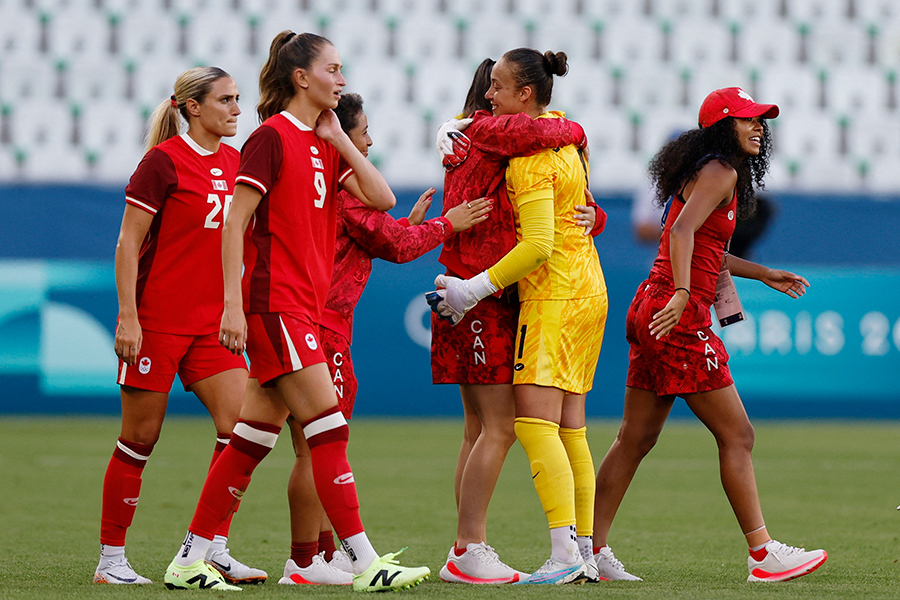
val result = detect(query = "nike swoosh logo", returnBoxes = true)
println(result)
[123,497,140,506]
[333,473,355,485]
[105,572,138,583]
[228,486,245,499]
[211,560,232,571]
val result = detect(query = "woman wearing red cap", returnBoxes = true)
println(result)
[589,87,827,583]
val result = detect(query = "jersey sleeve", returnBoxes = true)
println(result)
[124,148,178,215]
[486,195,554,288]
[467,111,583,158]
[337,155,354,186]
[235,125,282,195]
[342,195,451,264]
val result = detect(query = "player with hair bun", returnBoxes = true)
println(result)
[164,31,429,592]
[430,58,603,585]
[591,87,827,583]
[429,48,607,585]
[96,66,265,586]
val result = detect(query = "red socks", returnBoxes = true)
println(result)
[302,407,363,539]
[290,541,319,568]
[319,530,337,557]
[209,432,236,538]
[100,437,154,546]
[749,546,769,561]
[189,420,281,540]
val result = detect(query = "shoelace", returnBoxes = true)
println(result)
[469,544,503,566]
[310,554,344,571]
[604,550,626,570]
[768,541,806,556]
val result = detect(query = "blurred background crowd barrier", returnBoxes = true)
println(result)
[1,0,898,416]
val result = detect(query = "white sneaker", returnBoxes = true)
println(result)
[93,558,152,584]
[593,546,642,581]
[517,556,589,585]
[278,556,353,585]
[747,540,827,582]
[328,549,353,574]
[439,542,528,584]
[207,547,268,584]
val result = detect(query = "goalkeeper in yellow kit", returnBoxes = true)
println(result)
[427,47,607,585]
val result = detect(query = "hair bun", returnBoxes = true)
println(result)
[543,51,568,77]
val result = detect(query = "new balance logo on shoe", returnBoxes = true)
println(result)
[185,573,222,589]
[369,569,401,588]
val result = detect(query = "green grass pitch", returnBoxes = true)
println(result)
[0,416,898,599]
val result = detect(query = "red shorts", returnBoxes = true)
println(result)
[245,313,326,387]
[625,279,733,396]
[431,288,519,385]
[116,330,247,393]
[320,327,357,419]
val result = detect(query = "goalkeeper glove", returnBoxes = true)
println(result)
[435,117,473,169]
[425,271,498,326]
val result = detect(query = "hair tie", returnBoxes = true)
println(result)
[285,31,296,43]
[170,95,178,108]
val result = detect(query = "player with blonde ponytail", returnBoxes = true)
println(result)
[95,66,265,586]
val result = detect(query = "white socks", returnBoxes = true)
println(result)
[341,532,379,574]
[175,531,213,567]
[550,525,581,563]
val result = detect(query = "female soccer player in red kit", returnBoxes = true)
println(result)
[279,92,492,585]
[95,66,265,586]
[591,87,827,582]
[163,32,429,591]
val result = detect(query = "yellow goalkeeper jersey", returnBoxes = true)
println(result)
[505,112,606,301]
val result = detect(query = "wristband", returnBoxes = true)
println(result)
[674,287,691,297]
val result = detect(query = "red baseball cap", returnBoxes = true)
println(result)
[698,87,779,128]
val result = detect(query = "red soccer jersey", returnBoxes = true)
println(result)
[235,112,352,318]
[439,110,585,280]
[649,188,738,305]
[319,190,453,341]
[124,133,239,335]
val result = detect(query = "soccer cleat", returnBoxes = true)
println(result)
[207,547,268,584]
[439,542,528,584]
[516,556,589,585]
[93,558,152,584]
[351,548,430,592]
[277,556,352,585]
[327,549,353,574]
[164,558,242,591]
[593,546,642,581]
[583,555,602,583]
[747,540,828,582]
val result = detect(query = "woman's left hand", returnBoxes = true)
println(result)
[315,109,344,144]
[407,188,436,225]
[574,204,596,236]
[650,290,690,339]
[762,269,810,299]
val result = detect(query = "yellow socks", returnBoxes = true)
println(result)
[514,417,575,528]
[560,426,595,538]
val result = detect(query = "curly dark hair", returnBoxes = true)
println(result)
[334,92,364,134]
[647,117,772,219]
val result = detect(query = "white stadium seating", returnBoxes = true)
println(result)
[0,0,898,192]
